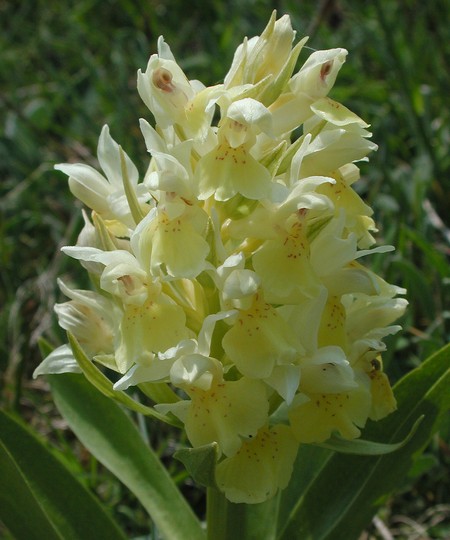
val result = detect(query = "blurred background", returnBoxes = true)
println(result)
[1,0,449,538]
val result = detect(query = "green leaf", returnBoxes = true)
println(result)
[259,140,288,177]
[92,212,119,251]
[49,372,205,540]
[275,445,333,533]
[0,409,127,540]
[408,453,438,479]
[260,37,307,107]
[277,343,450,540]
[138,381,181,404]
[390,259,435,319]
[37,336,55,358]
[175,443,219,488]
[402,226,449,278]
[120,146,145,225]
[68,332,181,427]
[315,415,423,455]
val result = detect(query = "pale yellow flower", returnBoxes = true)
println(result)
[36,12,408,504]
[132,196,210,278]
[137,37,196,128]
[289,378,371,443]
[369,367,397,420]
[195,98,273,201]
[222,292,303,379]
[115,286,188,372]
[158,354,269,457]
[215,425,299,504]
[270,48,348,135]
[56,125,149,229]
[54,279,119,357]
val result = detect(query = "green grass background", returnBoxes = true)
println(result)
[1,0,449,537]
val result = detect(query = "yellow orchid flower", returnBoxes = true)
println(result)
[37,13,408,505]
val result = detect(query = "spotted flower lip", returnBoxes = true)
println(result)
[36,12,407,504]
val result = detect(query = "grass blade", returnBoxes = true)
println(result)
[0,410,127,540]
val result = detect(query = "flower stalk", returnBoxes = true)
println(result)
[207,487,278,540]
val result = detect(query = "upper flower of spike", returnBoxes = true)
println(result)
[224,11,308,108]
[270,47,348,135]
[195,98,274,201]
[138,37,222,146]
[138,37,196,128]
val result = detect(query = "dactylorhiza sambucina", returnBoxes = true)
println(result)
[35,13,407,504]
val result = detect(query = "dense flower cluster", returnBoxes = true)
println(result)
[36,13,407,503]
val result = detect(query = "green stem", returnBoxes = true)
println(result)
[206,488,279,540]
[119,146,145,225]
[206,487,238,540]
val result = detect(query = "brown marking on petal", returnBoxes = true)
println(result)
[320,60,333,82]
[152,67,175,93]
[371,358,382,371]
[230,120,243,130]
[118,275,134,293]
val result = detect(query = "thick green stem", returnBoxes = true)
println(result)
[206,488,279,540]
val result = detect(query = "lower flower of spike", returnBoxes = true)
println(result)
[169,377,269,458]
[215,424,299,504]
[288,380,371,443]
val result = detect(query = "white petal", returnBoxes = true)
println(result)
[56,163,112,212]
[227,98,273,136]
[97,125,139,187]
[33,344,81,378]
[113,360,172,390]
[170,355,223,390]
[197,310,237,357]
[264,364,301,404]
[139,118,167,154]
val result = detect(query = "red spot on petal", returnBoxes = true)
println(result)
[320,61,333,82]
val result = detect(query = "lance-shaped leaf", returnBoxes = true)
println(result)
[315,415,423,455]
[0,409,127,540]
[277,343,450,540]
[119,145,145,225]
[49,372,205,540]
